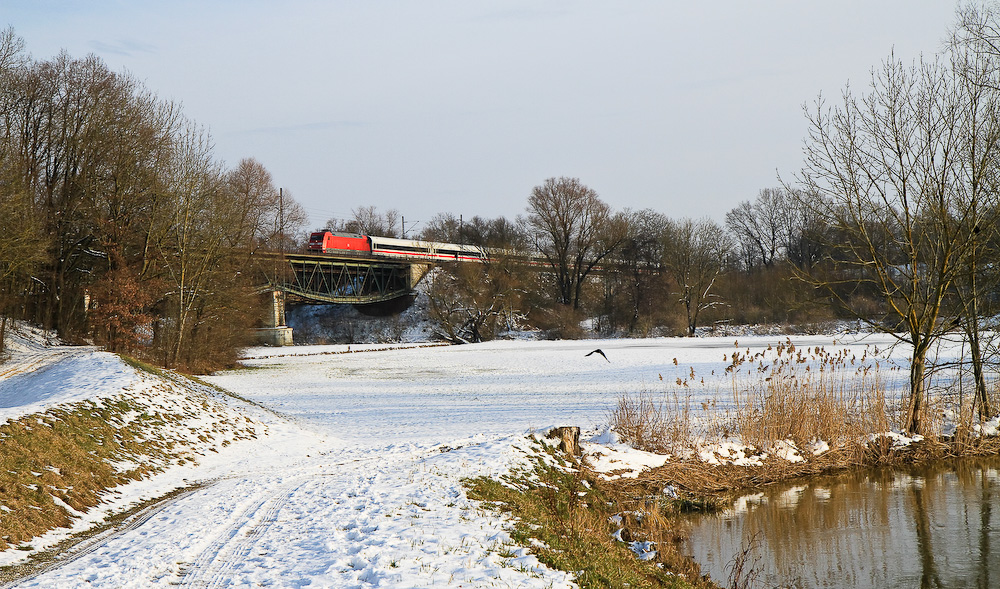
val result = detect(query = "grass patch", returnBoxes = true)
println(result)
[0,379,259,552]
[465,438,719,589]
[119,355,169,379]
[124,354,276,417]
[0,398,169,550]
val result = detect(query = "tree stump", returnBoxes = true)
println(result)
[547,426,581,456]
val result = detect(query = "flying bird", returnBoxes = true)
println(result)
[586,348,610,362]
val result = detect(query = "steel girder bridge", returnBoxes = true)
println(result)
[260,252,426,305]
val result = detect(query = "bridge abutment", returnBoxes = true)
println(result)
[256,290,293,346]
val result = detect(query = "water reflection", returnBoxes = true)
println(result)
[682,457,1000,588]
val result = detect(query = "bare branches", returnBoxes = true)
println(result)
[661,218,730,336]
[796,33,1000,432]
[0,31,302,370]
[525,177,619,309]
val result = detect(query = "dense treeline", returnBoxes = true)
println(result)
[406,182,831,343]
[0,28,305,371]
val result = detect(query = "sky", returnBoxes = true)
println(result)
[5,1,959,232]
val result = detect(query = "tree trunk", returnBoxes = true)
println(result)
[907,348,928,434]
[966,319,992,420]
[546,426,581,456]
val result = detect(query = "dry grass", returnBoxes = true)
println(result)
[0,400,161,550]
[728,339,897,456]
[610,391,699,456]
[0,378,259,552]
[466,438,719,588]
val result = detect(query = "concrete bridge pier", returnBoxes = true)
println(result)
[410,263,432,288]
[256,289,294,346]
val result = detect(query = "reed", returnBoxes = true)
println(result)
[609,391,698,456]
[605,338,1000,482]
[729,341,896,461]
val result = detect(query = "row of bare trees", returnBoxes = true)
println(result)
[410,178,754,344]
[0,29,305,371]
[409,174,840,346]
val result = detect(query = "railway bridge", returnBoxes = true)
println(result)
[255,252,432,345]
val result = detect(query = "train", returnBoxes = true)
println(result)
[307,230,488,262]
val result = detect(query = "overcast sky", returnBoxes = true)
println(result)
[7,1,959,232]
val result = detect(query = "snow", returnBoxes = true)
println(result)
[585,442,670,479]
[700,440,766,466]
[869,430,925,447]
[0,327,959,587]
[0,325,135,423]
[209,334,912,444]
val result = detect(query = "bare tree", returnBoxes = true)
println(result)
[0,28,36,354]
[349,205,400,238]
[420,213,463,243]
[426,257,527,343]
[0,31,290,370]
[601,208,670,335]
[946,2,1000,420]
[421,213,528,252]
[524,177,620,309]
[784,191,831,273]
[797,49,998,433]
[424,214,529,342]
[661,217,730,335]
[223,158,280,253]
[725,188,797,271]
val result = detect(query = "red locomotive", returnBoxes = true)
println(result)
[307,231,371,254]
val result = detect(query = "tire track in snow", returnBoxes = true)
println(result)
[176,454,387,588]
[177,477,305,588]
[0,484,208,589]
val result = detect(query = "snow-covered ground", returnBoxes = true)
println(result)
[218,334,913,443]
[1,329,925,587]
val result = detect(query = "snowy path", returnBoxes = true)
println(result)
[18,437,571,588]
[0,327,135,423]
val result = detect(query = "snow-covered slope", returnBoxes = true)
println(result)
[0,327,579,588]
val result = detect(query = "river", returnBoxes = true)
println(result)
[683,457,1000,588]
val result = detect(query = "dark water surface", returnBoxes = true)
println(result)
[683,457,1000,588]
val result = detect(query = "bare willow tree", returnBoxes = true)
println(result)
[661,217,730,335]
[426,257,527,343]
[797,49,999,432]
[424,215,528,342]
[946,2,1000,421]
[525,177,620,309]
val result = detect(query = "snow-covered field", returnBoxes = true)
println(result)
[221,335,913,443]
[1,330,920,588]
